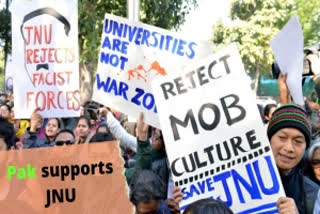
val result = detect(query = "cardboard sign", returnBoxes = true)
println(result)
[152,45,285,213]
[11,0,80,119]
[0,142,133,213]
[92,13,212,128]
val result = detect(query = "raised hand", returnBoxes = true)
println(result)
[136,112,149,141]
[30,108,43,132]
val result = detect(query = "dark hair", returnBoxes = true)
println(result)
[0,104,11,112]
[264,104,277,123]
[0,117,15,150]
[183,199,234,214]
[152,127,164,142]
[56,129,75,139]
[47,118,61,129]
[129,170,166,206]
[78,116,92,129]
[96,124,108,134]
[89,132,113,143]
[0,93,8,99]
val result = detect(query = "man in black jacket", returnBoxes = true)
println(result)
[267,104,320,214]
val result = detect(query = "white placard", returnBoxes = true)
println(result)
[152,45,285,213]
[271,15,304,105]
[92,13,212,128]
[11,0,80,119]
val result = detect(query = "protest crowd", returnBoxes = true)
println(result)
[1,66,320,214]
[2,1,320,213]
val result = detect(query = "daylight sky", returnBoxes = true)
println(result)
[0,0,5,9]
[180,0,232,42]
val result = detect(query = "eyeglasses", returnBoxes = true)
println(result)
[311,159,320,168]
[56,140,74,146]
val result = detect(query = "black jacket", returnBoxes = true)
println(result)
[281,168,319,214]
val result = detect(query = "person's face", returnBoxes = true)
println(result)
[151,129,164,151]
[311,148,320,182]
[136,200,159,214]
[270,128,306,175]
[0,138,8,151]
[55,132,75,146]
[266,107,276,121]
[45,119,60,138]
[76,119,90,138]
[0,105,10,119]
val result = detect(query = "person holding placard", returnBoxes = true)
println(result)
[127,113,171,214]
[267,104,320,213]
[172,104,318,213]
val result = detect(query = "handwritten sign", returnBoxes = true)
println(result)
[152,45,285,213]
[0,142,133,213]
[92,13,212,128]
[11,0,80,118]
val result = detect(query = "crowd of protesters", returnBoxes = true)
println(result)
[1,69,320,213]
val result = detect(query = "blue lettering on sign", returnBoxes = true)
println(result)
[182,178,215,201]
[100,52,128,70]
[131,88,158,113]
[128,25,138,42]
[214,171,233,207]
[102,36,129,54]
[96,74,129,100]
[131,88,144,106]
[103,18,198,59]
[231,164,262,203]
[253,155,280,195]
[150,32,160,47]
[141,30,150,46]
[96,74,158,113]
[181,155,280,207]
[186,42,197,59]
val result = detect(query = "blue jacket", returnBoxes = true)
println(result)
[23,128,55,149]
[158,199,171,214]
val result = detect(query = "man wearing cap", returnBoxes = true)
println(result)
[267,104,320,213]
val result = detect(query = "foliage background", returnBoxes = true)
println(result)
[212,0,320,91]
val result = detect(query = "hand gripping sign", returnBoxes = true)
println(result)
[152,45,285,213]
[92,13,212,128]
[11,0,80,119]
